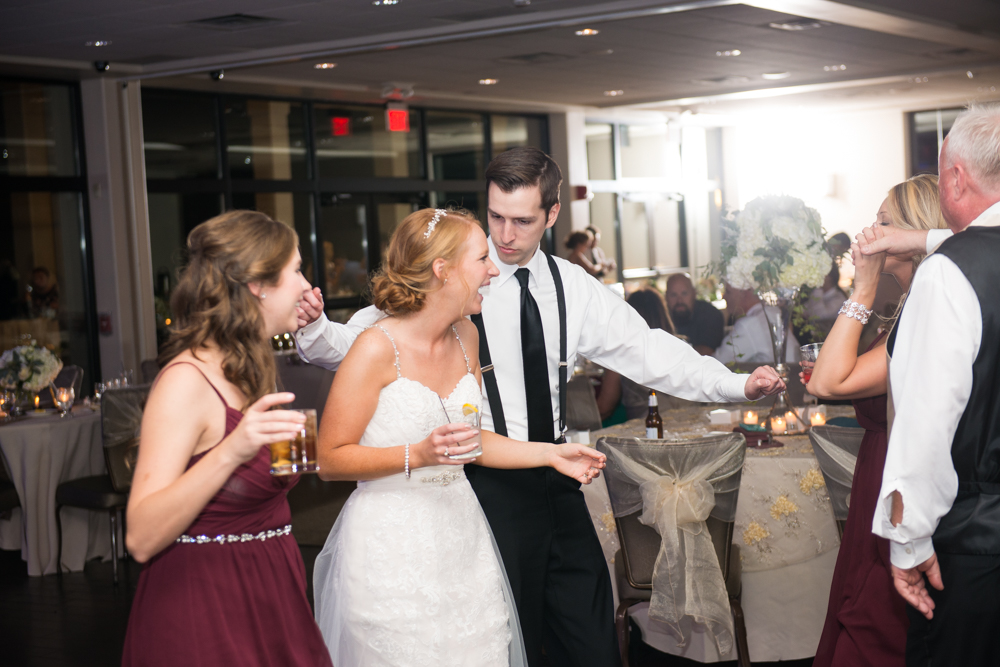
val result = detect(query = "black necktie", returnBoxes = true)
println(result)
[515,268,554,443]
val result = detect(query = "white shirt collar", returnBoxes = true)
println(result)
[970,200,1000,228]
[488,236,543,288]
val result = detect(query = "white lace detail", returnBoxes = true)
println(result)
[314,372,524,666]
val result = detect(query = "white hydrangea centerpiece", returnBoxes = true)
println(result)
[720,195,829,292]
[0,343,63,393]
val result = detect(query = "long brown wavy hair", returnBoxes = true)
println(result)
[158,210,298,410]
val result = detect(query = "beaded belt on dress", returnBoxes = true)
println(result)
[174,524,292,545]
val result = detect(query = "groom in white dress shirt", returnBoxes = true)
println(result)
[295,147,783,667]
[870,104,1000,665]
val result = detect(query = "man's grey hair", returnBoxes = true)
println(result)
[944,103,1000,190]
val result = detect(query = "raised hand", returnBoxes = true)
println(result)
[856,224,928,258]
[223,392,305,464]
[891,552,943,620]
[850,236,886,298]
[549,444,607,484]
[410,422,481,468]
[744,365,785,400]
[296,287,325,329]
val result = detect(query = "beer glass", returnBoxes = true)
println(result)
[270,408,319,475]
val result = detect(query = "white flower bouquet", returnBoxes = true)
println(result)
[0,344,63,393]
[720,195,829,292]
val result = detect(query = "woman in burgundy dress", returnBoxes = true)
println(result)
[121,211,333,667]
[805,174,948,667]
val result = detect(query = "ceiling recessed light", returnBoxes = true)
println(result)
[716,49,741,57]
[769,19,822,31]
[603,89,624,97]
[314,63,337,69]
[823,64,847,72]
[479,78,498,85]
[761,71,791,80]
[85,40,111,47]
[575,28,599,36]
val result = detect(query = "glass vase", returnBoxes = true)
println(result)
[757,287,800,435]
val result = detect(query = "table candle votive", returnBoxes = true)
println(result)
[743,410,758,426]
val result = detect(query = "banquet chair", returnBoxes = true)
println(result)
[55,384,150,584]
[596,434,750,667]
[566,374,603,432]
[808,424,864,539]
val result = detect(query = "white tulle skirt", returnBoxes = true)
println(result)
[313,466,527,667]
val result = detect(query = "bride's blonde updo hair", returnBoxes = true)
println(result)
[158,210,297,409]
[371,207,481,315]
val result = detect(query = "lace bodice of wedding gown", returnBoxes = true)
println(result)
[312,325,526,667]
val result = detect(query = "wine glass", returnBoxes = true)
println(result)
[54,386,75,418]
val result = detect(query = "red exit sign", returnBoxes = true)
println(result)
[331,117,350,136]
[385,103,409,132]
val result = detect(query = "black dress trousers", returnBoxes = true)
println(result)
[467,466,619,667]
[905,551,1000,666]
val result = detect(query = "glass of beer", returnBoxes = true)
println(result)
[448,403,483,460]
[270,408,319,475]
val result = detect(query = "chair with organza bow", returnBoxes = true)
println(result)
[596,433,749,667]
[808,424,864,538]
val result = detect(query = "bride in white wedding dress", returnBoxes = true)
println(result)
[312,208,606,667]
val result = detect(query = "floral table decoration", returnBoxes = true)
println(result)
[0,342,63,417]
[718,195,830,433]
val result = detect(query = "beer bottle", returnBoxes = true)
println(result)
[645,390,663,439]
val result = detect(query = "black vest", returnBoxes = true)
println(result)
[930,227,1000,554]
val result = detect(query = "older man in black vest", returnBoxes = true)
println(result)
[872,104,1000,666]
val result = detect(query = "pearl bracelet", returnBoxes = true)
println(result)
[404,443,410,479]
[839,299,873,325]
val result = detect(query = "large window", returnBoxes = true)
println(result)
[585,121,686,285]
[0,79,97,390]
[908,108,962,176]
[143,89,547,345]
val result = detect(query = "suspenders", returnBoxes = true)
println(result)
[470,252,568,443]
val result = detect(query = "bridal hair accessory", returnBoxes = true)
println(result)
[424,209,447,239]
[839,299,872,325]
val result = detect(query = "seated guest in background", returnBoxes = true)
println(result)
[28,266,59,318]
[713,284,799,364]
[121,211,332,666]
[666,273,723,355]
[565,229,604,279]
[596,288,676,425]
[872,105,1000,667]
[805,174,947,667]
[586,225,616,277]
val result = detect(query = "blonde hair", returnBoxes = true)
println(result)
[885,173,948,272]
[370,208,481,315]
[158,210,298,410]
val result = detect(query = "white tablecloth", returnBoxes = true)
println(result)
[0,408,113,576]
[586,408,849,662]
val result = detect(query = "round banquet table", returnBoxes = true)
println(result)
[0,407,114,576]
[582,404,856,663]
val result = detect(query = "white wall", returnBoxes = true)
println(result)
[726,107,908,243]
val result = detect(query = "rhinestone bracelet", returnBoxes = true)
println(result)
[404,443,410,479]
[839,299,873,325]
[175,524,292,545]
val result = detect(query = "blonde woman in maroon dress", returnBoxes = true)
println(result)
[806,175,948,667]
[121,211,333,667]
